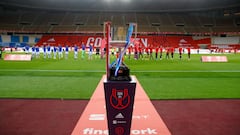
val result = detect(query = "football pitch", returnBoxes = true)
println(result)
[0,52,240,99]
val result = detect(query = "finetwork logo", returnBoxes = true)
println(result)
[83,128,157,135]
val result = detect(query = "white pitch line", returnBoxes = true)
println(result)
[1,69,240,73]
[0,69,105,73]
[131,70,240,73]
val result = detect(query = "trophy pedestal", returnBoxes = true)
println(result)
[104,76,136,135]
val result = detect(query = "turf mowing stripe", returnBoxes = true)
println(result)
[1,69,240,73]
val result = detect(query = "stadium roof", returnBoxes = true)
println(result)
[0,0,240,12]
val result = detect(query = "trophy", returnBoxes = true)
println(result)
[103,22,138,135]
[104,22,137,81]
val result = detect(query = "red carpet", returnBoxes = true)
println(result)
[71,75,171,135]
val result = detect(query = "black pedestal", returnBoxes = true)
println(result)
[104,77,136,135]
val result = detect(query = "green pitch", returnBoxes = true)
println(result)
[0,52,240,99]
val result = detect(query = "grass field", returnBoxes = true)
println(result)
[0,52,240,99]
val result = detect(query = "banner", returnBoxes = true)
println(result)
[201,56,228,62]
[36,35,211,49]
[4,54,32,61]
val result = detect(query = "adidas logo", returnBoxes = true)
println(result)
[115,113,124,119]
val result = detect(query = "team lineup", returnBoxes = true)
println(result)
[22,43,192,61]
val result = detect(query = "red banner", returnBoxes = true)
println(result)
[37,35,211,49]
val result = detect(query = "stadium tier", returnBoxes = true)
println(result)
[0,10,240,34]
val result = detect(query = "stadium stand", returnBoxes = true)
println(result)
[22,25,51,33]
[74,13,88,26]
[138,26,158,33]
[0,12,19,25]
[159,14,174,27]
[78,25,102,33]
[198,16,214,27]
[99,13,112,24]
[0,9,239,34]
[183,15,201,27]
[86,14,99,26]
[136,14,149,26]
[51,26,77,33]
[61,13,75,25]
[148,14,160,25]
[170,14,185,26]
[0,1,239,50]
[159,26,184,33]
[125,13,137,25]
[112,13,125,26]
[0,24,22,33]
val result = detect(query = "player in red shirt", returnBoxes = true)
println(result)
[149,46,153,60]
[138,46,143,60]
[179,47,183,60]
[187,47,191,60]
[234,48,237,54]
[170,47,174,59]
[166,47,169,59]
[155,46,159,60]
[128,46,132,59]
[134,45,138,60]
[145,47,149,60]
[159,46,163,60]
